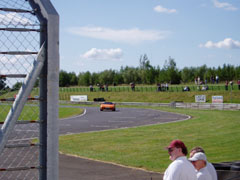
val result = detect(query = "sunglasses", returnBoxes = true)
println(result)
[168,147,180,152]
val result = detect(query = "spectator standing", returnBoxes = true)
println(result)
[183,86,190,91]
[198,77,201,85]
[189,152,212,180]
[166,83,169,91]
[230,81,233,90]
[105,84,108,92]
[238,80,240,90]
[157,83,161,92]
[190,147,217,180]
[216,75,219,84]
[89,85,93,92]
[225,80,229,91]
[163,140,197,180]
[211,76,214,84]
[100,84,104,91]
[130,82,135,91]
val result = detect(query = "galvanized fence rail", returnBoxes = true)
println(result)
[0,0,59,179]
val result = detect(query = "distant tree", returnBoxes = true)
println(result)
[98,70,116,85]
[12,82,23,90]
[91,72,99,85]
[113,71,124,85]
[78,71,91,86]
[154,65,161,83]
[181,67,196,83]
[121,66,140,84]
[157,68,167,83]
[139,54,156,84]
[0,77,7,90]
[163,57,181,84]
[221,64,235,81]
[197,65,208,81]
[204,67,215,83]
[235,66,240,79]
[59,70,70,87]
[59,56,240,86]
[68,72,78,86]
[139,54,151,69]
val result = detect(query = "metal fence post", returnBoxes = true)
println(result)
[0,0,58,179]
[29,0,59,179]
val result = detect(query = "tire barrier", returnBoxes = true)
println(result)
[93,97,105,102]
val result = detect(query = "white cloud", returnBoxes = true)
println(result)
[0,56,17,64]
[0,12,33,26]
[81,48,123,61]
[154,5,177,14]
[68,26,170,44]
[213,0,238,11]
[199,38,240,49]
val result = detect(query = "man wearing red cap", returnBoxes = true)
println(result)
[163,140,197,180]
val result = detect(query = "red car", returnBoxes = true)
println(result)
[100,102,116,111]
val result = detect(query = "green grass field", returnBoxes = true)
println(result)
[2,84,240,103]
[0,105,84,122]
[59,106,240,173]
[58,90,240,103]
[1,86,239,173]
[55,84,240,103]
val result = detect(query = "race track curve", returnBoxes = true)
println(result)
[59,106,190,135]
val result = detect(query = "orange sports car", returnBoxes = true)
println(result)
[100,102,116,111]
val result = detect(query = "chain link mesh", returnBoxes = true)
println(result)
[0,0,41,179]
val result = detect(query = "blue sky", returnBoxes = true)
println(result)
[51,0,240,74]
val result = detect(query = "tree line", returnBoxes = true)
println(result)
[59,55,240,87]
[1,55,239,91]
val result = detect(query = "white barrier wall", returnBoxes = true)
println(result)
[70,95,88,102]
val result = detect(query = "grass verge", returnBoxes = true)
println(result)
[0,105,84,122]
[59,107,240,173]
[59,90,240,103]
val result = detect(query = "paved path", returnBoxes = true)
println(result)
[59,106,190,180]
[59,153,163,180]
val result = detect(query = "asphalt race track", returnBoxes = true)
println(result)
[59,106,190,180]
[59,106,190,135]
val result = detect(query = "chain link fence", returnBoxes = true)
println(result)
[0,0,59,179]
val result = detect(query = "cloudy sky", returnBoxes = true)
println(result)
[51,0,240,73]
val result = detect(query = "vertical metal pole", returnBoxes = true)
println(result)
[29,0,59,179]
[39,28,47,179]
[46,10,59,180]
[39,59,47,179]
[35,3,48,177]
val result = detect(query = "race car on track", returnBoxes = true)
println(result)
[100,102,116,111]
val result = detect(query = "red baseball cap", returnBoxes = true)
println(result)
[166,140,188,155]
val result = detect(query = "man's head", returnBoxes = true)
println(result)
[190,146,205,158]
[189,152,207,171]
[166,140,188,161]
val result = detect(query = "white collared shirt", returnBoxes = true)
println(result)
[163,156,197,180]
[207,162,217,180]
[197,166,212,180]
